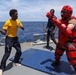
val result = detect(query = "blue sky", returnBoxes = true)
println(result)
[0,0,76,21]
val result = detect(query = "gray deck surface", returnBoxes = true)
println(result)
[0,41,56,75]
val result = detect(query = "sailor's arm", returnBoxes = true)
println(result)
[0,29,7,35]
[53,26,57,34]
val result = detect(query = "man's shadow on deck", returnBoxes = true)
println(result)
[43,46,54,51]
[40,59,75,74]
[4,62,13,71]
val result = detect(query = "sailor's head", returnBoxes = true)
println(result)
[9,9,18,20]
[50,9,55,15]
[61,5,73,20]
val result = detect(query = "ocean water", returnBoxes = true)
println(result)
[0,22,58,43]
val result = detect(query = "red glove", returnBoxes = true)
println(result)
[46,12,54,18]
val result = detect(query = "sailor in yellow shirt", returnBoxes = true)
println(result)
[0,9,24,75]
[3,19,23,37]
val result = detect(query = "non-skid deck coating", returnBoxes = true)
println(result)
[10,48,75,75]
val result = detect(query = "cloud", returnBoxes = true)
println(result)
[11,0,19,2]
[0,0,76,21]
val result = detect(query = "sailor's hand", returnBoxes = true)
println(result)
[44,29,47,32]
[17,24,21,28]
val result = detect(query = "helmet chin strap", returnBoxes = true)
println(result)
[62,17,71,23]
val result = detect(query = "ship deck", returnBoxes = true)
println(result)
[0,40,75,75]
[0,41,57,75]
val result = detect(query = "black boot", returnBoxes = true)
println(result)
[51,61,60,67]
